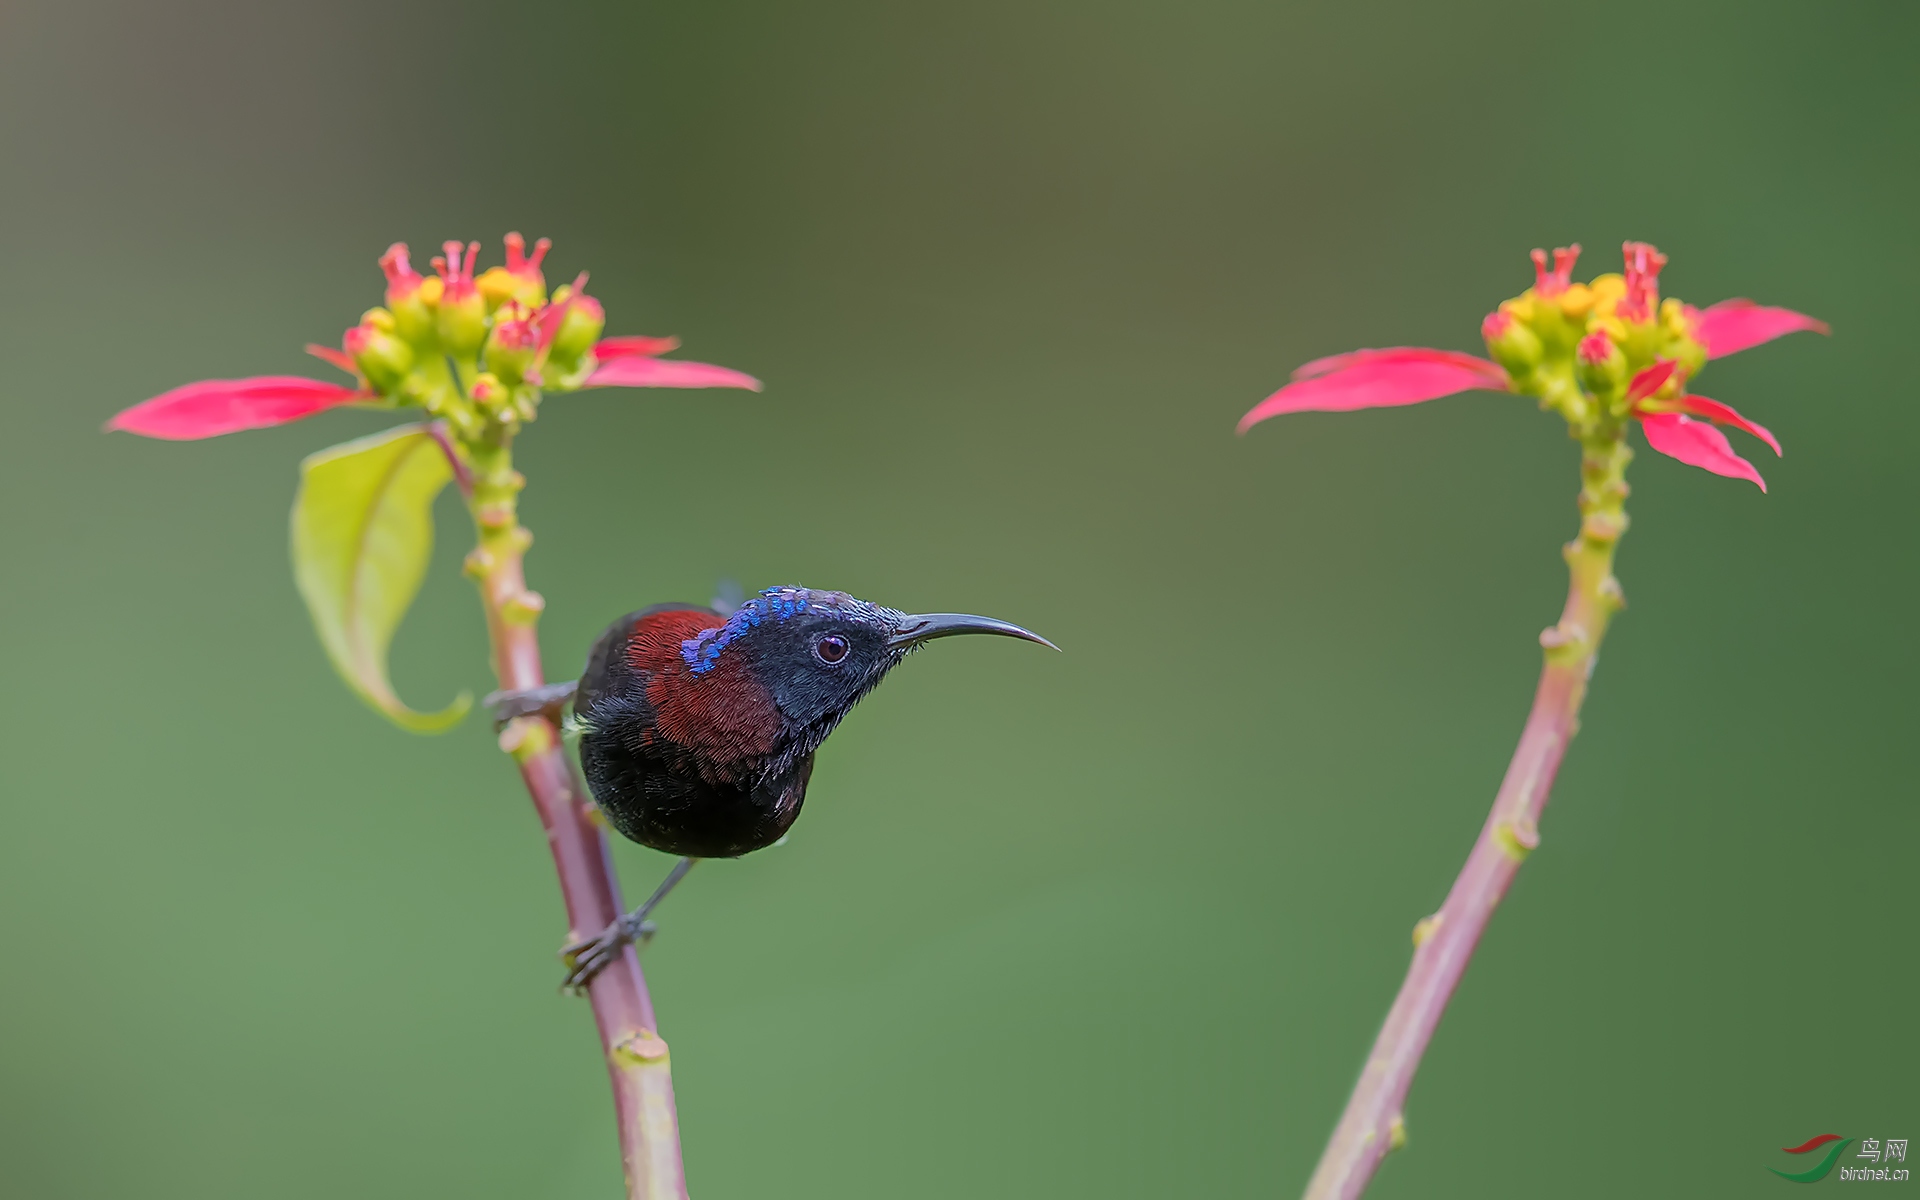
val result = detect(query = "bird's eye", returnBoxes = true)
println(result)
[814,634,850,664]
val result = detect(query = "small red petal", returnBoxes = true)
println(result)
[305,343,361,377]
[1619,241,1667,322]
[1243,349,1509,433]
[1576,332,1615,365]
[1637,412,1767,491]
[1674,393,1782,457]
[1626,359,1680,403]
[379,243,422,295]
[1693,299,1830,359]
[503,231,551,278]
[1530,244,1580,296]
[583,357,763,391]
[107,376,366,440]
[591,335,683,361]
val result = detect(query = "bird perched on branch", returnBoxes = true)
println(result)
[489,586,1055,988]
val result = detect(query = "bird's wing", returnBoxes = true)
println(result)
[576,603,723,711]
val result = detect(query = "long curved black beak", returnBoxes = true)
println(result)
[888,613,1060,652]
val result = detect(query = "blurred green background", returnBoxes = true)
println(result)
[1,1,1913,1196]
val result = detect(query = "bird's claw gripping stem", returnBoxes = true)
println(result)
[557,857,698,994]
[484,680,578,727]
[560,915,657,994]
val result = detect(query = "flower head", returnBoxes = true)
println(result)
[110,236,764,440]
[1239,241,1825,492]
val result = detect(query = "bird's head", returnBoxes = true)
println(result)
[679,586,1056,735]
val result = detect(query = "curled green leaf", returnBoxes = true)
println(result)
[291,423,470,733]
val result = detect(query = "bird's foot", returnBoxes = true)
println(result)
[559,913,656,994]
[559,857,697,993]
[484,681,578,728]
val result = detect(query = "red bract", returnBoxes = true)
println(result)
[1235,348,1509,432]
[107,377,368,440]
[585,355,763,391]
[593,335,683,360]
[584,331,761,392]
[1619,357,1781,490]
[1673,393,1781,456]
[304,342,360,376]
[1638,413,1767,491]
[1689,299,1831,359]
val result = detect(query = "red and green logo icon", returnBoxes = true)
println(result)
[1770,1135,1853,1183]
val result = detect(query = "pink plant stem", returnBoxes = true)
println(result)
[511,732,686,1199]
[458,427,689,1200]
[1302,435,1632,1200]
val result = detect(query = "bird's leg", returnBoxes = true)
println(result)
[484,680,578,727]
[560,857,699,993]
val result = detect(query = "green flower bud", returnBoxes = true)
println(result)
[470,372,508,412]
[438,291,487,359]
[1481,309,1543,380]
[433,241,488,360]
[1659,298,1710,380]
[1574,330,1628,398]
[476,233,550,311]
[547,288,606,368]
[483,302,541,386]
[379,244,440,346]
[344,313,415,394]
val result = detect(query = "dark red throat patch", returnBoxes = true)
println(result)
[628,608,780,768]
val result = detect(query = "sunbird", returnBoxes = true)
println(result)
[490,586,1054,987]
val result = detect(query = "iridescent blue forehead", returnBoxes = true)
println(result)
[681,587,897,675]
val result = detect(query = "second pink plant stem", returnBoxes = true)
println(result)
[1302,434,1632,1200]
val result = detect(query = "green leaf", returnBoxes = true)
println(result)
[291,423,470,733]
